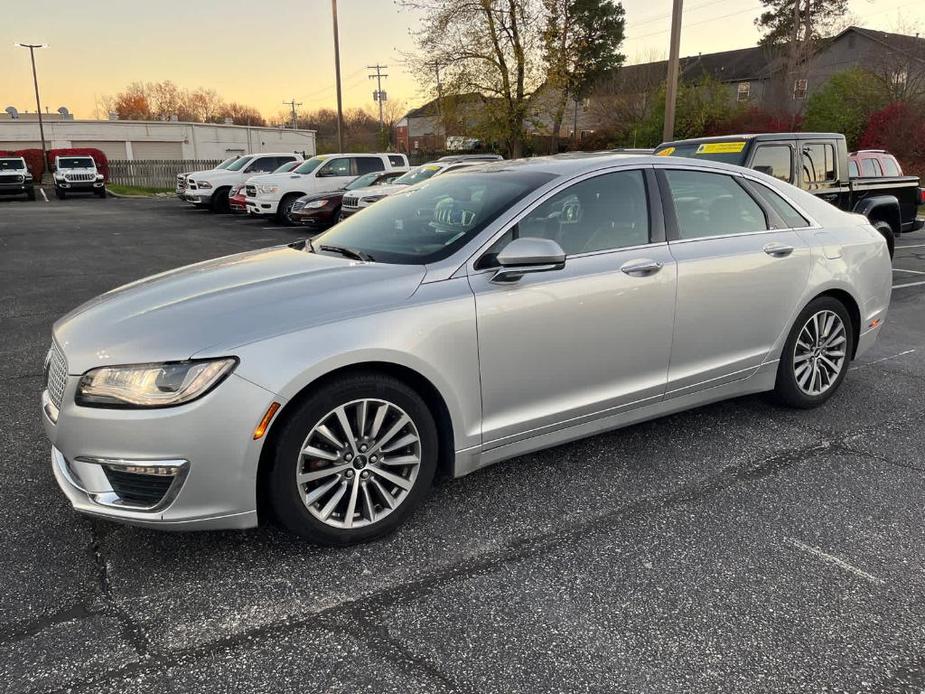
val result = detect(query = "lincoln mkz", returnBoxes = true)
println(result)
[42,154,892,544]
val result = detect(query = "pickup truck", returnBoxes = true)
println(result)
[53,156,106,199]
[184,152,303,213]
[0,156,35,200]
[654,132,923,257]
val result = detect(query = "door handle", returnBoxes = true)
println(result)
[763,242,794,257]
[621,259,663,276]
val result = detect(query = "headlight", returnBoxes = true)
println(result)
[360,194,386,204]
[96,174,104,180]
[257,184,279,194]
[196,181,213,189]
[303,199,328,209]
[76,358,237,408]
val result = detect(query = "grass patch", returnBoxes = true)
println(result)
[108,183,173,196]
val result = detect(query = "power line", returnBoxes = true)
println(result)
[368,63,389,136]
[282,98,303,129]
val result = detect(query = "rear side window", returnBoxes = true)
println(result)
[388,155,405,167]
[664,170,768,240]
[751,145,792,182]
[801,144,836,184]
[848,160,859,177]
[355,157,385,175]
[750,182,810,229]
[881,156,901,176]
[861,158,882,176]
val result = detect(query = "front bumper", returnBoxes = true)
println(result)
[0,183,32,194]
[183,189,213,204]
[42,372,281,530]
[245,196,279,216]
[56,180,104,191]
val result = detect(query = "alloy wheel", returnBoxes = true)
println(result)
[296,398,422,529]
[792,309,847,396]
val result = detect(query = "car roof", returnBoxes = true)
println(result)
[660,132,846,148]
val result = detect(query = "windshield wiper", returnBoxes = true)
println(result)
[319,245,375,262]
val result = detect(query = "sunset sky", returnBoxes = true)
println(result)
[2,0,923,122]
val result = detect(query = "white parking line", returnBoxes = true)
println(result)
[895,243,925,249]
[893,268,925,274]
[850,349,916,371]
[785,538,885,585]
[893,279,925,289]
[262,227,289,230]
[40,188,48,202]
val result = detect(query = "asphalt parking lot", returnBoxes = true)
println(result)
[2,193,925,693]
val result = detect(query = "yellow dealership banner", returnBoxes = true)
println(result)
[695,142,746,154]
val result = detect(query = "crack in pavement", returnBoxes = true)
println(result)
[43,438,837,693]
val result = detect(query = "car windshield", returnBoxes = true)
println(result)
[0,159,25,170]
[225,156,253,172]
[272,161,299,174]
[345,172,382,190]
[216,157,239,169]
[312,170,555,265]
[294,157,326,175]
[654,141,749,166]
[59,157,94,169]
[393,165,443,186]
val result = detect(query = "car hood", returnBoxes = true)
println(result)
[54,246,426,374]
[297,188,346,203]
[346,183,406,200]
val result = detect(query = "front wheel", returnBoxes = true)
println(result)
[872,220,895,259]
[773,297,854,409]
[276,193,300,225]
[96,187,106,199]
[55,189,66,200]
[266,373,438,544]
[209,188,230,213]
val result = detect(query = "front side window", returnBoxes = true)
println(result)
[751,145,792,182]
[355,157,385,175]
[313,170,554,264]
[513,170,650,256]
[318,157,352,177]
[247,157,280,173]
[664,170,767,240]
[216,157,239,169]
[226,156,254,172]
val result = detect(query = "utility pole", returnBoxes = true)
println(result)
[331,0,345,153]
[662,0,683,142]
[16,43,48,173]
[368,63,389,144]
[282,98,302,130]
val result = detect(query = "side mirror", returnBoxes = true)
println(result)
[491,237,566,283]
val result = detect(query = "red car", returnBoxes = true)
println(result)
[230,160,301,213]
[848,149,903,177]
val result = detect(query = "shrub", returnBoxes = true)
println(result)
[858,102,925,159]
[804,68,885,150]
[47,147,110,181]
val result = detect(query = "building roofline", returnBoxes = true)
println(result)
[0,118,316,134]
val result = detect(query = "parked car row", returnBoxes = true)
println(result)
[0,154,107,201]
[176,151,504,233]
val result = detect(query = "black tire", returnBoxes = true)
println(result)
[96,187,106,199]
[872,220,895,259]
[55,189,66,200]
[266,372,438,544]
[275,193,301,225]
[209,187,230,213]
[772,296,854,409]
[25,188,35,201]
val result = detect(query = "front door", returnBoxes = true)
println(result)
[468,169,677,448]
[657,167,812,396]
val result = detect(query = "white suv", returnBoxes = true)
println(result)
[245,152,409,224]
[176,156,240,199]
[184,153,303,212]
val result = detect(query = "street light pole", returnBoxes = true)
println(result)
[17,42,48,172]
[662,0,683,142]
[331,0,345,153]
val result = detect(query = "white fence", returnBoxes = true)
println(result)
[108,159,222,189]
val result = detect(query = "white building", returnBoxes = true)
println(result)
[0,117,316,161]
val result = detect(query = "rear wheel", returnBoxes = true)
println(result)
[266,373,437,544]
[773,297,853,409]
[276,193,300,225]
[872,220,895,259]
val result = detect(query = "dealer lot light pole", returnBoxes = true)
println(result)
[16,42,48,173]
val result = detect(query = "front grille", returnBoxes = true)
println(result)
[65,173,95,182]
[0,174,24,184]
[245,185,256,197]
[176,175,187,191]
[45,341,68,408]
[342,195,358,208]
[103,467,173,506]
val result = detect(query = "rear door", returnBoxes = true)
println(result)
[656,166,813,397]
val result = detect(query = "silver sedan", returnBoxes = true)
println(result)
[41,154,892,544]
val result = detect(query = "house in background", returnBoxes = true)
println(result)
[394,93,500,153]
